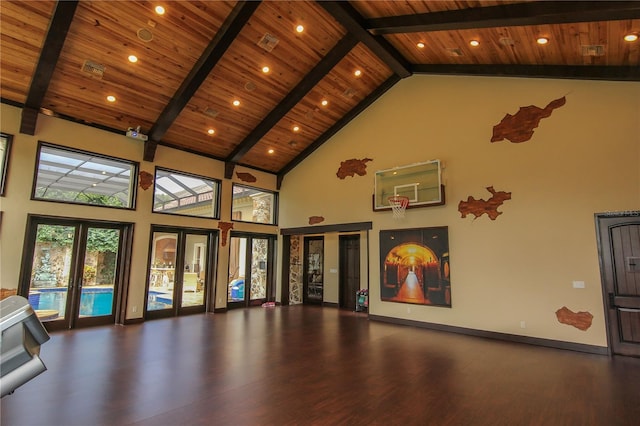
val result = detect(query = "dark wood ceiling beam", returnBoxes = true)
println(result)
[412,64,640,81]
[367,1,640,35]
[143,1,261,162]
[20,0,79,135]
[276,74,401,189]
[225,33,359,172]
[318,1,411,78]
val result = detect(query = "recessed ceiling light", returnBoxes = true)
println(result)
[262,66,270,73]
[268,148,275,154]
[232,99,240,107]
[321,99,328,107]
[106,95,116,102]
[416,42,425,49]
[128,55,138,63]
[537,37,549,45]
[469,40,480,47]
[292,125,300,132]
[207,129,215,135]
[296,25,304,33]
[624,33,638,42]
[155,5,165,15]
[354,69,362,77]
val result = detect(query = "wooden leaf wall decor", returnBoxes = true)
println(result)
[236,172,257,183]
[309,216,324,225]
[491,96,566,143]
[336,158,372,179]
[458,186,511,220]
[139,171,153,190]
[555,306,593,331]
[217,222,234,247]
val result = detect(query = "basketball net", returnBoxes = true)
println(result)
[388,195,410,219]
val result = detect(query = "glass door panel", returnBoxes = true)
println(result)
[79,227,120,318]
[303,237,324,304]
[27,224,76,326]
[147,232,177,312]
[227,234,274,308]
[250,238,268,301]
[228,236,246,303]
[181,234,207,308]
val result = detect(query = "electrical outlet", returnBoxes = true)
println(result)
[132,306,137,313]
[572,281,585,289]
[407,307,411,314]
[520,321,526,329]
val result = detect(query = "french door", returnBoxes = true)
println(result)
[19,216,132,331]
[303,236,324,305]
[145,226,217,319]
[227,233,276,308]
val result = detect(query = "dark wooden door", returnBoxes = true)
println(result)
[597,213,640,357]
[339,235,360,310]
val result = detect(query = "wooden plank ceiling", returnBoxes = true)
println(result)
[1,1,639,186]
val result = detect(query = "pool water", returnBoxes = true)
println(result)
[29,287,114,317]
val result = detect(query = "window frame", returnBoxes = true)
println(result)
[0,132,13,196]
[31,141,138,210]
[231,183,278,226]
[152,166,221,220]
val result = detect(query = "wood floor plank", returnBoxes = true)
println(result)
[2,306,639,425]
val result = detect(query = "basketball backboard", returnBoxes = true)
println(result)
[373,160,444,211]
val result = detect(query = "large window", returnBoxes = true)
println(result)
[153,168,220,219]
[0,133,12,196]
[33,143,137,209]
[231,184,277,225]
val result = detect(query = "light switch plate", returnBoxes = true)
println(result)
[572,280,585,289]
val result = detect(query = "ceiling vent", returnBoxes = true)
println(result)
[499,37,515,46]
[244,81,257,92]
[81,60,105,78]
[257,33,279,52]
[203,107,219,118]
[137,28,153,42]
[446,48,464,57]
[581,45,605,57]
[342,87,357,98]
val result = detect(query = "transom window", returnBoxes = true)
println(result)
[153,168,220,219]
[231,184,277,225]
[33,143,137,209]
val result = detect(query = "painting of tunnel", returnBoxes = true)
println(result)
[380,227,451,307]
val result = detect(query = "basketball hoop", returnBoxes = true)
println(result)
[388,195,410,219]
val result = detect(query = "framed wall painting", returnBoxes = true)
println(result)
[380,226,451,307]
[0,133,13,196]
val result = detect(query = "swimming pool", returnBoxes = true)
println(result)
[147,290,173,310]
[29,287,114,317]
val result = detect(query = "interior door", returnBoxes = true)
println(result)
[20,217,128,331]
[597,212,640,357]
[339,234,361,310]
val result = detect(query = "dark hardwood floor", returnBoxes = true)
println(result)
[2,306,639,426]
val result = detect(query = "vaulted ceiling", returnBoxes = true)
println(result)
[1,1,639,187]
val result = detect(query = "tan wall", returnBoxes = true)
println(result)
[0,104,277,317]
[278,75,640,347]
